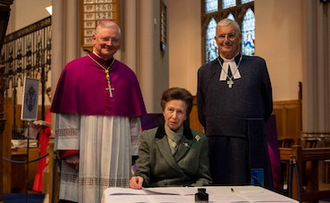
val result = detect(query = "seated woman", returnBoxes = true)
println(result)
[130,87,212,189]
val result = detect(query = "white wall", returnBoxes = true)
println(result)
[7,0,51,33]
[255,0,303,101]
[168,0,201,95]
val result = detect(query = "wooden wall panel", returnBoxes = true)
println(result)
[273,108,283,137]
[189,97,203,133]
[273,100,302,141]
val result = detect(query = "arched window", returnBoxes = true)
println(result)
[241,8,255,55]
[202,0,255,63]
[227,13,235,21]
[205,18,218,62]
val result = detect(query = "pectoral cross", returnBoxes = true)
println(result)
[105,69,115,97]
[106,85,115,98]
[227,79,234,88]
[87,54,116,97]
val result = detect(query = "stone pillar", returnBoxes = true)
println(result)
[0,1,14,201]
[137,0,169,113]
[302,0,330,131]
[122,0,137,73]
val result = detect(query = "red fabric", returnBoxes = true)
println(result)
[59,150,80,159]
[32,110,51,192]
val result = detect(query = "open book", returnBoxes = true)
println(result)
[24,120,51,139]
[32,120,51,127]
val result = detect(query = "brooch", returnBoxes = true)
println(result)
[182,142,191,148]
[195,135,201,141]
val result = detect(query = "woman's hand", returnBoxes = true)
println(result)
[130,176,144,189]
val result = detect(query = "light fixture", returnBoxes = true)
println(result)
[46,5,52,15]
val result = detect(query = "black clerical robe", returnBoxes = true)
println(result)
[197,54,273,189]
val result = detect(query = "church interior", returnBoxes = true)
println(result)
[0,0,330,202]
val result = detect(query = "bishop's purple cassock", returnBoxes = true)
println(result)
[50,51,147,202]
[51,51,146,117]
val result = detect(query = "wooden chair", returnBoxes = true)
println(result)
[277,137,296,197]
[280,145,330,203]
[278,138,295,148]
[301,138,319,148]
[324,159,330,183]
[300,133,330,186]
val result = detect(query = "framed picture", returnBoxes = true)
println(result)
[21,77,40,121]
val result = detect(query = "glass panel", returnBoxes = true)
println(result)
[205,18,218,63]
[205,0,218,14]
[241,0,254,4]
[241,8,255,56]
[222,0,236,9]
[227,13,235,21]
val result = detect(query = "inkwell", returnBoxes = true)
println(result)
[195,188,209,202]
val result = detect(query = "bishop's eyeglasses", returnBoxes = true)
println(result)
[97,35,121,46]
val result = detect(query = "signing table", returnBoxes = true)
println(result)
[102,186,298,203]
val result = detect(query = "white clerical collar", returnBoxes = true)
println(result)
[219,54,242,81]
[92,50,112,61]
[92,50,102,59]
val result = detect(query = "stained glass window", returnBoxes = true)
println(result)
[205,0,218,14]
[222,0,236,9]
[227,13,235,21]
[202,0,254,63]
[241,8,255,56]
[241,0,254,4]
[205,18,218,63]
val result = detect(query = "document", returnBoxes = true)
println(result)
[102,186,298,203]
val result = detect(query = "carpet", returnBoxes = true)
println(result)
[3,193,45,203]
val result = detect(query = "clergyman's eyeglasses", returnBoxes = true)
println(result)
[216,33,237,40]
[97,35,121,46]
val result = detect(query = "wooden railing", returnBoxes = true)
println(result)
[1,16,52,121]
[280,145,330,203]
